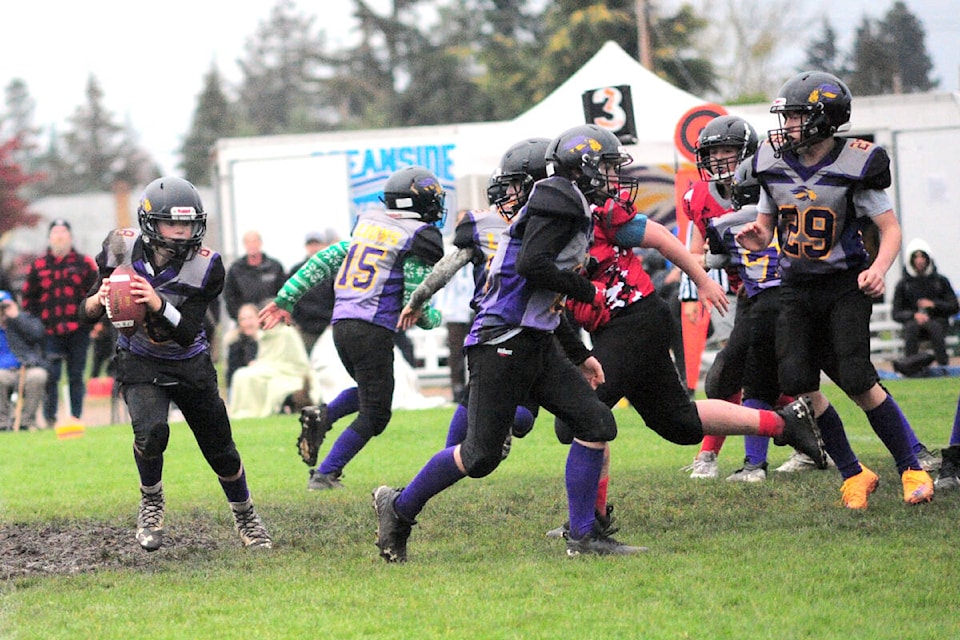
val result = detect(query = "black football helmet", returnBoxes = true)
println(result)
[545,124,638,206]
[695,115,758,182]
[137,176,206,260]
[380,165,447,225]
[730,159,762,211]
[491,137,550,220]
[769,70,852,156]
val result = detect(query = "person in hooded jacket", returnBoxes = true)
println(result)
[891,238,959,369]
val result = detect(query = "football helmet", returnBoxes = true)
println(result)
[491,137,550,220]
[137,176,206,260]
[381,165,447,225]
[730,159,762,211]
[545,124,638,206]
[769,70,852,156]
[695,115,758,182]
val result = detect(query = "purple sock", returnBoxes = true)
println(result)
[512,406,535,437]
[742,398,771,465]
[818,404,861,479]
[445,404,469,447]
[218,466,250,503]
[327,387,360,423]
[394,447,465,522]
[866,393,918,474]
[950,393,960,446]
[566,442,604,539]
[134,446,163,487]
[318,427,368,475]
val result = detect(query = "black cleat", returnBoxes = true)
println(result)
[297,404,331,466]
[373,486,414,563]
[566,529,647,556]
[773,396,827,468]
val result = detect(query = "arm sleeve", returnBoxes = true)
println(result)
[515,213,596,304]
[274,240,349,312]
[555,312,592,365]
[403,256,442,329]
[407,247,474,311]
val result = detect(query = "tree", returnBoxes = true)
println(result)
[801,17,849,78]
[180,64,238,185]
[0,137,43,236]
[56,75,154,193]
[848,1,936,95]
[235,0,328,135]
[1,79,42,173]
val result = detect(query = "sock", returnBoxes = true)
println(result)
[394,447,465,522]
[219,465,250,503]
[566,442,604,539]
[512,405,535,438]
[445,404,469,447]
[699,434,726,455]
[775,394,795,409]
[818,404,861,479]
[950,393,960,446]
[328,387,360,423]
[756,409,783,438]
[595,476,609,513]
[318,427,368,476]
[742,398,771,465]
[134,446,163,488]
[865,393,919,474]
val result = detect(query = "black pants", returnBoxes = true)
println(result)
[332,319,395,439]
[461,331,615,478]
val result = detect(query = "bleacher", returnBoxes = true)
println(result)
[870,302,960,363]
[407,326,451,387]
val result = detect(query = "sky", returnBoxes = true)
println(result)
[2,0,957,176]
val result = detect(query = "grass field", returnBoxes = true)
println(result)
[2,377,959,639]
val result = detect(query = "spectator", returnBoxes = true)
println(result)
[228,304,313,419]
[287,230,339,356]
[222,302,261,392]
[0,290,48,431]
[223,230,286,322]
[21,219,99,427]
[89,317,118,378]
[892,238,959,369]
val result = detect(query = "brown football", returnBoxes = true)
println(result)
[107,264,146,336]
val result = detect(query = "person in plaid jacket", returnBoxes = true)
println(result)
[21,218,99,426]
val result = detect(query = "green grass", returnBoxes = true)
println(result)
[2,378,959,639]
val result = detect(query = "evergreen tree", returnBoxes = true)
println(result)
[802,18,849,78]
[848,1,936,95]
[236,0,327,135]
[181,64,238,185]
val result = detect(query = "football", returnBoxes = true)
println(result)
[106,264,146,336]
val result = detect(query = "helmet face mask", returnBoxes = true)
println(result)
[381,166,447,226]
[546,124,637,206]
[138,177,206,261]
[695,115,758,182]
[492,137,550,221]
[768,71,851,156]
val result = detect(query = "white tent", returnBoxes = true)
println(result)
[506,41,707,165]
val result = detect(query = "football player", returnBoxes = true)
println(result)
[81,177,272,551]
[736,71,935,508]
[259,166,445,489]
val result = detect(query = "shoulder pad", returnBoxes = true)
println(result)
[525,177,588,220]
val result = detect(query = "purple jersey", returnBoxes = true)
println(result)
[754,137,892,282]
[466,177,592,345]
[332,209,443,331]
[704,204,781,297]
[453,206,509,311]
[99,229,217,360]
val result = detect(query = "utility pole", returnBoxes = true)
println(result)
[637,0,653,69]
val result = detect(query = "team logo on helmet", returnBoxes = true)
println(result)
[808,84,842,104]
[564,135,604,155]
